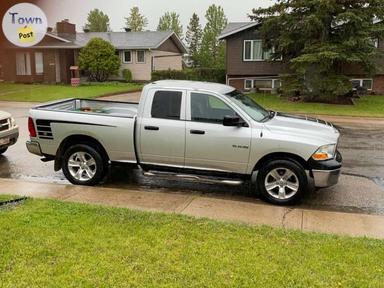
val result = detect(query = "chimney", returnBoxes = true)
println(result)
[124,27,132,32]
[56,19,76,36]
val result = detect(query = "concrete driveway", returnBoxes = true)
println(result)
[0,97,383,215]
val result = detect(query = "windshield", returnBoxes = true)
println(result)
[225,90,270,122]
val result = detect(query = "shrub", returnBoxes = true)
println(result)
[152,68,226,83]
[122,69,133,82]
[78,38,120,82]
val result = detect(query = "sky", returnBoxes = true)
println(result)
[40,0,276,32]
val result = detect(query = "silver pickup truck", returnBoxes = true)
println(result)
[0,111,19,155]
[27,80,342,205]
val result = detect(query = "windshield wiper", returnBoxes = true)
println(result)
[261,110,275,122]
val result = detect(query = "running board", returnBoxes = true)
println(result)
[143,171,244,186]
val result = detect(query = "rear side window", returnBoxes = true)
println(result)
[151,90,182,120]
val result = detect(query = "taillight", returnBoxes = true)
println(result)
[28,117,37,137]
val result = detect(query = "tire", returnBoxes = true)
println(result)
[257,159,308,205]
[0,148,7,155]
[62,144,106,186]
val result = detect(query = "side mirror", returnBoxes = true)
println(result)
[223,115,246,127]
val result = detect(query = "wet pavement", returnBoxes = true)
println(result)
[0,100,383,215]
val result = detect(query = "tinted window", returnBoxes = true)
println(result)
[151,91,182,120]
[191,93,235,124]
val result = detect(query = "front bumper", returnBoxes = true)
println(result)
[26,140,43,156]
[0,126,19,149]
[312,168,341,188]
[308,151,342,188]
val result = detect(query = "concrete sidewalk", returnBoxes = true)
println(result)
[1,178,383,239]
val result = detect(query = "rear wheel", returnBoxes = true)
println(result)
[0,148,7,155]
[257,159,308,205]
[62,144,106,186]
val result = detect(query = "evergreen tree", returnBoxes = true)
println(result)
[186,13,203,66]
[250,0,384,101]
[125,7,148,32]
[157,12,183,39]
[83,9,110,32]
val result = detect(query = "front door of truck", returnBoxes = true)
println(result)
[138,89,186,167]
[185,92,252,174]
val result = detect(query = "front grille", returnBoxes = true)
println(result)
[36,119,54,140]
[0,118,9,132]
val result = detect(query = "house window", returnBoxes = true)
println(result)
[243,40,274,61]
[16,52,31,76]
[350,79,373,90]
[244,79,253,90]
[137,50,145,63]
[244,78,281,90]
[35,52,44,74]
[123,51,132,63]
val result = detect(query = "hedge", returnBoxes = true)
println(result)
[152,68,226,84]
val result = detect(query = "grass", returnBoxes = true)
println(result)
[0,194,18,202]
[251,93,384,117]
[0,198,383,287]
[0,82,143,102]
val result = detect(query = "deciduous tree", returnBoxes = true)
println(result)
[83,9,110,32]
[79,38,120,82]
[198,5,228,69]
[157,12,183,39]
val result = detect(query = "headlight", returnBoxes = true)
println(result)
[312,144,336,161]
[10,117,16,127]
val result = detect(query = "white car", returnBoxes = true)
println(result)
[0,111,19,155]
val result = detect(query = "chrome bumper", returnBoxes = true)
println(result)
[312,168,341,188]
[0,127,19,148]
[26,141,43,156]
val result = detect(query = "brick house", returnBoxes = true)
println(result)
[219,22,384,94]
[0,20,187,84]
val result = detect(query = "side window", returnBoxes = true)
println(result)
[191,93,236,124]
[151,90,182,120]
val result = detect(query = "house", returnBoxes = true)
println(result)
[0,20,187,84]
[219,22,384,94]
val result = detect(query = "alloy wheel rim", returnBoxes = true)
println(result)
[264,167,299,200]
[68,152,97,181]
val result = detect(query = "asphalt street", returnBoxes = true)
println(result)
[0,101,383,215]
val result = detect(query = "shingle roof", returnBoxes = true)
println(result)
[219,22,260,40]
[33,31,187,53]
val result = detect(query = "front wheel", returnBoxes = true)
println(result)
[62,144,106,186]
[257,159,308,205]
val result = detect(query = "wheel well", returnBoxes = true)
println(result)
[54,135,109,171]
[253,152,309,172]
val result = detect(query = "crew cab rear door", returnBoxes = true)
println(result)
[137,88,186,167]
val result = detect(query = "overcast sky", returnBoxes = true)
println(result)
[40,0,276,32]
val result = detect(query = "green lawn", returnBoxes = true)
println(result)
[0,82,143,102]
[0,198,383,287]
[252,93,384,117]
[0,195,18,202]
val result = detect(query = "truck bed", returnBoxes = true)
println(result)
[35,98,138,118]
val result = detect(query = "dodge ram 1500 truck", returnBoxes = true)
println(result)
[26,80,342,205]
[0,110,19,155]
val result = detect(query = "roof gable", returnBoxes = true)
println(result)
[219,22,260,40]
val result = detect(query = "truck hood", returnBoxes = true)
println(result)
[264,112,340,144]
[0,111,11,120]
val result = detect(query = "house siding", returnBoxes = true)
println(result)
[118,50,152,81]
[224,26,384,94]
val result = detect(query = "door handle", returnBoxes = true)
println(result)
[144,126,159,131]
[190,130,205,135]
